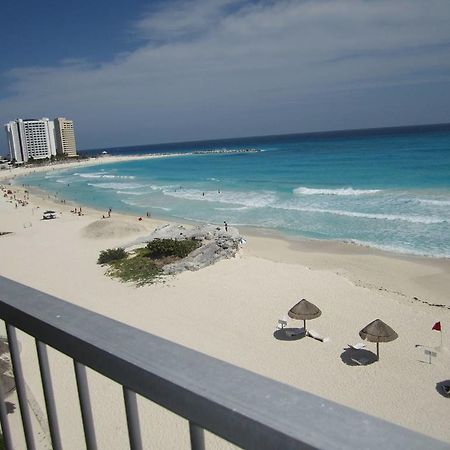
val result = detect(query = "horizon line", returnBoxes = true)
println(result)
[79,121,450,152]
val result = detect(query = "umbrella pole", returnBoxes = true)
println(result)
[303,320,306,334]
[376,342,379,360]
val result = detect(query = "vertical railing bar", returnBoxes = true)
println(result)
[35,340,63,450]
[73,361,97,450]
[189,421,205,450]
[123,387,143,450]
[0,367,14,450]
[6,324,36,450]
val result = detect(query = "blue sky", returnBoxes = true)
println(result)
[1,0,450,150]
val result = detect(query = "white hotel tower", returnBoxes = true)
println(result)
[5,118,57,163]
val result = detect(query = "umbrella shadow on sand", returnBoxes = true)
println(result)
[435,380,450,398]
[273,328,306,341]
[340,348,378,366]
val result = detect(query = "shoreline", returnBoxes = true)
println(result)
[4,155,449,261]
[0,147,259,180]
[2,157,450,309]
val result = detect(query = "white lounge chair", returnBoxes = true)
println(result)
[276,319,288,330]
[348,342,366,350]
[307,329,329,342]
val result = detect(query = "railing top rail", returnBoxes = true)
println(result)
[0,275,448,450]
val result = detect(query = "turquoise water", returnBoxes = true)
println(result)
[19,125,450,257]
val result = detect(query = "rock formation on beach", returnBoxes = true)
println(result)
[125,223,245,274]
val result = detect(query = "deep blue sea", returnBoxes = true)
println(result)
[19,124,450,258]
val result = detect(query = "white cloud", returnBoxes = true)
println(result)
[1,0,450,148]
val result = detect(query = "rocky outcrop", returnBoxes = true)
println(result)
[124,224,245,274]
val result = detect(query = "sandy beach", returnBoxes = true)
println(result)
[1,161,450,448]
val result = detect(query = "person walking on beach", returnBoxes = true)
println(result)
[224,221,228,232]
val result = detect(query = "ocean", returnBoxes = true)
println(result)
[18,124,450,258]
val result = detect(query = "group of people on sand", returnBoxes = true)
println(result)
[1,186,29,208]
[137,211,152,221]
[71,207,84,217]
[101,208,112,219]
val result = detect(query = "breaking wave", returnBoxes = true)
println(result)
[283,206,446,224]
[294,186,381,196]
[163,188,276,208]
[75,172,135,180]
[417,198,450,206]
[88,182,146,190]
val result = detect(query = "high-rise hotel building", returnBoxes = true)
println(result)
[54,117,77,157]
[5,117,77,163]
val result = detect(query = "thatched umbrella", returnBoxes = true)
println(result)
[359,319,398,360]
[288,299,321,333]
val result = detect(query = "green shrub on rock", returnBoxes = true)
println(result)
[97,248,127,265]
[146,239,199,259]
[107,255,161,286]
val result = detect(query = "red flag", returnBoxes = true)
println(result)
[432,322,441,332]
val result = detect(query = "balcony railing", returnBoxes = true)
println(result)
[0,274,447,450]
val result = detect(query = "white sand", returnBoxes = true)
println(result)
[1,174,450,448]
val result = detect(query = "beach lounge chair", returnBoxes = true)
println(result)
[348,342,366,350]
[307,329,329,342]
[443,384,450,395]
[277,319,288,330]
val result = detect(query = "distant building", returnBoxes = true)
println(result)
[5,118,57,163]
[4,117,78,163]
[54,117,78,157]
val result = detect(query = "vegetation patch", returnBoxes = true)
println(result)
[146,238,200,259]
[98,239,200,286]
[97,248,127,265]
[106,254,162,286]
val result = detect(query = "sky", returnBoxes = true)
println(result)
[1,0,450,151]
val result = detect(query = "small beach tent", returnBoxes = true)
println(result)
[359,319,398,360]
[288,299,321,334]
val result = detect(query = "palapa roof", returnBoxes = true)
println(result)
[359,319,398,343]
[288,299,321,320]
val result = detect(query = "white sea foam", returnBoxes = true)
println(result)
[88,182,146,190]
[214,206,250,211]
[163,188,276,209]
[293,186,381,196]
[117,190,149,196]
[417,198,450,206]
[77,173,135,180]
[348,240,450,258]
[277,205,446,224]
[149,184,179,191]
[150,206,172,211]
